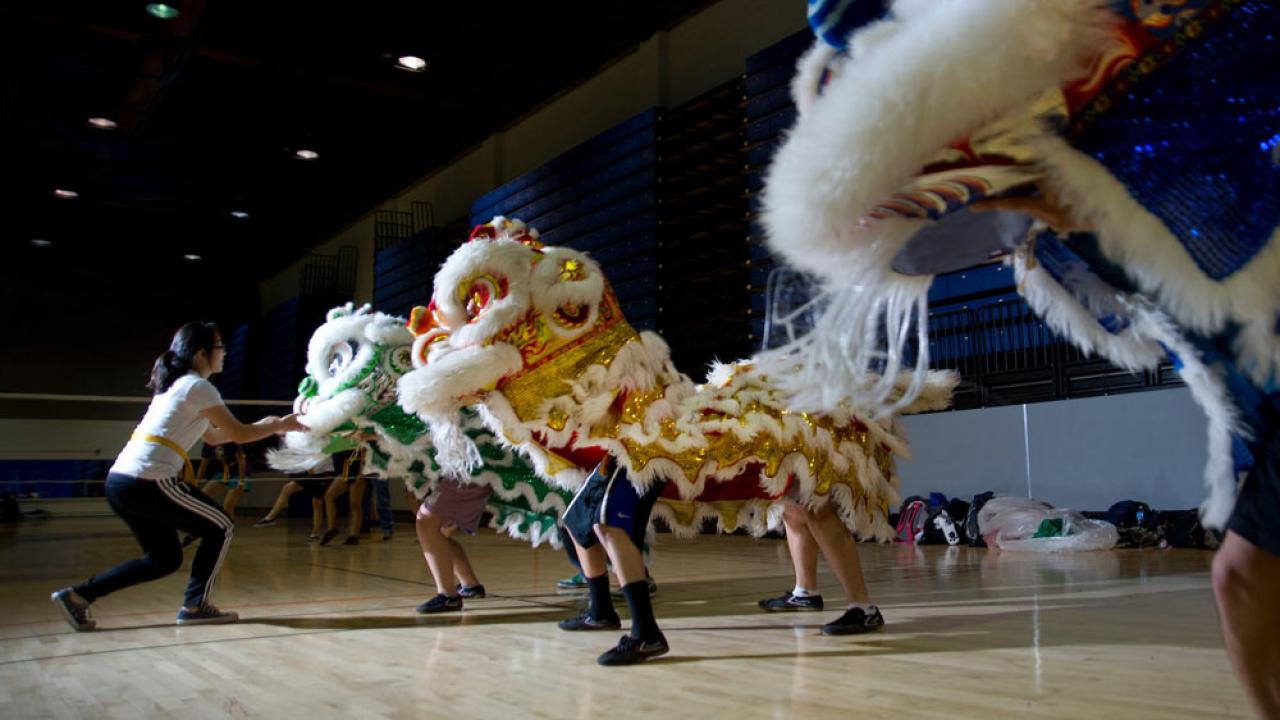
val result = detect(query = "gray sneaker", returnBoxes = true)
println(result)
[51,588,95,631]
[176,604,239,625]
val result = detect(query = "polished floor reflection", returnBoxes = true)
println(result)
[0,516,1249,718]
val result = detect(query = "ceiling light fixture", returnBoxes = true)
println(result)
[145,4,180,20]
[396,55,427,72]
[31,238,52,247]
[230,210,250,219]
[294,149,319,161]
[53,188,79,199]
[183,253,202,261]
[87,117,118,130]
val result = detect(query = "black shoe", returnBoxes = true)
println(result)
[342,535,360,546]
[456,583,486,599]
[415,594,462,614]
[597,633,669,666]
[253,517,277,528]
[758,592,824,612]
[557,610,621,631]
[50,588,95,631]
[319,529,339,546]
[820,606,885,636]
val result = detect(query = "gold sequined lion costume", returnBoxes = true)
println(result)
[397,218,956,539]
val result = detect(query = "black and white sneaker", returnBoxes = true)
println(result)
[456,583,486,599]
[318,529,339,546]
[758,592,824,612]
[597,633,669,666]
[51,588,95,631]
[820,605,884,635]
[415,594,462,614]
[557,610,621,631]
[176,604,239,626]
[253,517,277,528]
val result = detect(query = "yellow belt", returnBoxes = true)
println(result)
[339,447,363,483]
[132,432,196,485]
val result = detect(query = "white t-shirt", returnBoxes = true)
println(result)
[111,373,225,480]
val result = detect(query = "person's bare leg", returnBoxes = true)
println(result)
[596,525,645,585]
[310,498,324,535]
[222,487,244,517]
[324,479,348,532]
[446,530,480,588]
[574,537,609,578]
[346,478,366,537]
[415,507,457,596]
[806,504,870,605]
[1213,531,1280,719]
[595,524,664,654]
[782,502,819,591]
[264,481,300,521]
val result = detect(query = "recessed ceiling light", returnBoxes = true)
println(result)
[294,149,319,161]
[183,253,202,261]
[396,55,427,72]
[53,188,79,199]
[31,238,52,247]
[145,4,180,20]
[230,210,250,219]
[87,117,118,130]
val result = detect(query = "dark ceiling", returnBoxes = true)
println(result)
[2,0,715,291]
[0,0,717,395]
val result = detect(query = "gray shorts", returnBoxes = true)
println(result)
[421,477,493,535]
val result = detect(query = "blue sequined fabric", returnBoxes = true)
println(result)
[1070,0,1280,281]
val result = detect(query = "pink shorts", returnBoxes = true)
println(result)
[422,477,493,535]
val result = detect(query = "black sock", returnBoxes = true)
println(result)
[621,580,662,642]
[586,573,615,620]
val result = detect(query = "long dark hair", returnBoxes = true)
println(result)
[147,321,221,394]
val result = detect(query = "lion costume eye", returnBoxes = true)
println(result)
[458,273,506,321]
[325,340,357,376]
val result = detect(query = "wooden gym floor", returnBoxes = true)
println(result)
[0,515,1250,719]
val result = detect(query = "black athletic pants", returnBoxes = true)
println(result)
[74,473,234,609]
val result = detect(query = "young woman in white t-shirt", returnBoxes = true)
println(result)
[50,321,305,630]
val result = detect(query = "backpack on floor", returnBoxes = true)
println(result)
[921,508,962,545]
[1106,500,1162,548]
[965,491,996,547]
[1158,509,1223,550]
[895,496,930,544]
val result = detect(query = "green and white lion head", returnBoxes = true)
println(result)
[268,302,423,474]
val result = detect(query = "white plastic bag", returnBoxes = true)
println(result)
[978,496,1118,552]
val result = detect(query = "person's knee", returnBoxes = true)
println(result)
[152,547,183,574]
[1212,534,1275,607]
[416,507,441,530]
[782,502,809,527]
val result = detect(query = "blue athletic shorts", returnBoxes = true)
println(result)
[562,457,665,551]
